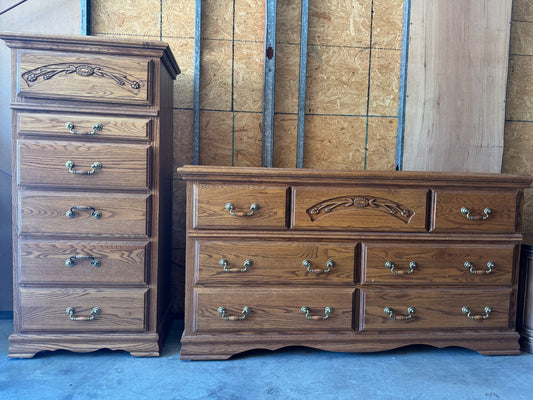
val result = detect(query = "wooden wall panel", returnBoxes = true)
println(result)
[403,0,512,173]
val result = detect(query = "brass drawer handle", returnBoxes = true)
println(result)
[461,306,492,320]
[384,306,415,320]
[301,306,333,320]
[303,259,334,274]
[65,160,102,175]
[65,255,101,267]
[219,258,252,272]
[225,202,258,217]
[385,260,417,275]
[65,306,101,321]
[217,306,251,321]
[65,121,103,135]
[65,206,101,219]
[464,261,494,275]
[460,206,492,221]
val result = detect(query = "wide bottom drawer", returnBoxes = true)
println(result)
[194,288,354,333]
[20,288,148,332]
[360,289,512,331]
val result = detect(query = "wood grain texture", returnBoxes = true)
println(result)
[403,0,512,172]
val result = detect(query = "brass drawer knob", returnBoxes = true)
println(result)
[464,261,494,275]
[303,259,334,274]
[219,258,252,272]
[301,306,333,320]
[460,206,492,221]
[385,260,417,275]
[217,306,251,321]
[225,202,258,217]
[461,306,492,320]
[65,160,102,175]
[65,206,101,219]
[384,306,415,320]
[65,306,101,321]
[65,255,101,267]
[65,121,103,135]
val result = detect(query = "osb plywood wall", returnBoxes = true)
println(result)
[90,0,533,314]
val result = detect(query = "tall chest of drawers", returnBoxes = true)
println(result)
[1,33,180,357]
[178,165,531,360]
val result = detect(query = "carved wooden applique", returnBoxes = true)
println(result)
[306,196,415,223]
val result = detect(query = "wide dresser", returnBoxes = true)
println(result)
[2,33,179,357]
[178,165,531,360]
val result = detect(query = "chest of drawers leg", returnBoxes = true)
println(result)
[2,33,180,357]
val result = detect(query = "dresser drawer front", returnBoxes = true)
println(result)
[17,140,150,190]
[193,183,288,229]
[17,50,151,105]
[19,288,147,332]
[196,240,355,284]
[18,112,151,141]
[362,242,515,284]
[360,289,512,331]
[19,192,151,237]
[292,187,428,231]
[18,240,149,284]
[194,288,354,333]
[431,190,519,233]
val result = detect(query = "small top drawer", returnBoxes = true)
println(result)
[17,112,151,141]
[292,186,428,232]
[17,50,151,105]
[431,190,519,233]
[192,183,288,230]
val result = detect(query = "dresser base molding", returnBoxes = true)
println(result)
[180,331,521,360]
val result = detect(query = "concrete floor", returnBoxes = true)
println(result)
[0,318,532,400]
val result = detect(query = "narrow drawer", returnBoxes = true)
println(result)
[17,50,151,105]
[195,239,356,284]
[194,288,354,333]
[19,191,151,237]
[431,189,519,233]
[292,186,428,231]
[19,288,147,332]
[362,242,516,284]
[193,183,288,230]
[17,139,150,190]
[359,289,512,331]
[17,112,151,141]
[18,240,149,284]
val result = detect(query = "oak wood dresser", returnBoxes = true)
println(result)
[178,165,531,360]
[1,33,179,357]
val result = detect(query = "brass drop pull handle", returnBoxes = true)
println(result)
[65,255,101,267]
[301,306,333,320]
[217,306,251,321]
[65,121,103,135]
[65,160,102,175]
[65,206,101,219]
[460,206,492,221]
[385,260,417,275]
[303,259,334,274]
[219,258,252,272]
[225,202,258,217]
[384,306,415,320]
[462,306,492,320]
[65,306,101,321]
[464,261,494,275]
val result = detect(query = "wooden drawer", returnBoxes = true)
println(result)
[19,288,147,332]
[18,240,149,284]
[17,112,151,141]
[19,191,151,237]
[17,140,150,190]
[362,242,516,284]
[194,288,354,333]
[195,239,355,284]
[292,186,428,231]
[17,50,151,105]
[193,183,288,230]
[431,189,519,233]
[360,289,512,331]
